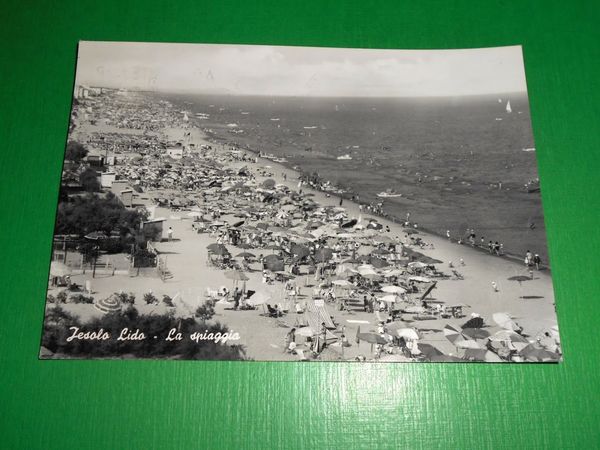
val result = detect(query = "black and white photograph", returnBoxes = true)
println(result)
[40,41,561,362]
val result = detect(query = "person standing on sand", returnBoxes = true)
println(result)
[491,281,499,292]
[533,254,542,270]
[167,226,173,241]
[446,230,451,240]
[284,328,295,353]
[525,250,533,267]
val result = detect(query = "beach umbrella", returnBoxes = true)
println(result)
[417,343,444,359]
[341,219,357,228]
[332,279,354,288]
[382,269,404,278]
[409,276,431,283]
[443,324,463,344]
[207,243,230,256]
[489,329,529,345]
[237,243,253,249]
[369,258,390,269]
[396,328,420,340]
[508,275,531,287]
[519,344,560,362]
[463,348,502,362]
[94,294,122,314]
[419,256,443,265]
[290,244,310,259]
[508,275,531,282]
[371,247,391,255]
[263,255,284,271]
[247,291,270,306]
[357,332,387,345]
[50,261,71,277]
[381,285,406,294]
[379,294,399,303]
[455,339,482,349]
[315,248,333,262]
[262,179,276,189]
[372,235,394,244]
[462,328,491,340]
[232,220,245,228]
[225,270,249,282]
[296,326,317,337]
[492,312,521,331]
[85,231,108,240]
[235,251,256,259]
[461,316,485,329]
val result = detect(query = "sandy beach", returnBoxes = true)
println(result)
[46,119,560,362]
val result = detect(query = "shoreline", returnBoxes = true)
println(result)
[201,127,549,271]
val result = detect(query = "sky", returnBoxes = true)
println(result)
[75,41,529,97]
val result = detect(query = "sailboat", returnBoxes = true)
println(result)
[506,101,512,113]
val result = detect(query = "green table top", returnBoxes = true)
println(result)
[0,0,599,448]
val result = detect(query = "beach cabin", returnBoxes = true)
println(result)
[119,189,133,207]
[142,218,166,242]
[100,171,116,188]
[167,145,183,160]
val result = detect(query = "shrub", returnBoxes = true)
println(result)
[115,292,136,305]
[143,292,158,305]
[69,294,94,304]
[56,291,68,304]
[163,295,174,307]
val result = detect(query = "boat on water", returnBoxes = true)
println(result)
[522,147,536,152]
[272,157,287,163]
[303,126,318,129]
[525,178,540,193]
[337,154,352,160]
[506,100,512,113]
[377,190,402,198]
[270,118,280,121]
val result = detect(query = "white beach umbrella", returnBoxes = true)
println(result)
[381,285,406,294]
[396,328,420,340]
[379,294,399,303]
[50,261,71,277]
[247,291,271,306]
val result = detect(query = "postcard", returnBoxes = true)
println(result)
[40,41,561,362]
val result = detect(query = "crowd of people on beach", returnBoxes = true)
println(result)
[51,89,560,363]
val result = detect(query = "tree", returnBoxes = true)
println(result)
[55,193,148,252]
[65,141,88,161]
[79,167,100,192]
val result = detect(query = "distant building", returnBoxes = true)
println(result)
[142,218,166,242]
[86,155,105,167]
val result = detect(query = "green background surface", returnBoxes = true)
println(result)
[1,1,599,448]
